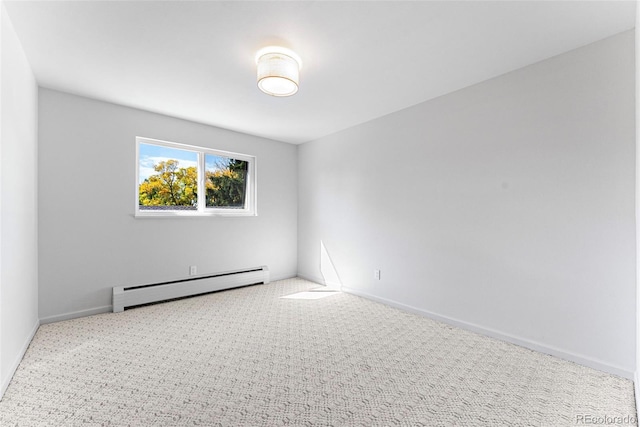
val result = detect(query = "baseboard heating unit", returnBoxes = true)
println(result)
[112,266,269,313]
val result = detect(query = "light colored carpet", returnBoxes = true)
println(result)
[0,278,636,426]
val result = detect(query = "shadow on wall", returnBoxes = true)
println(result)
[320,241,342,290]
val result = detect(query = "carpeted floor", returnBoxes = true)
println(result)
[0,278,636,426]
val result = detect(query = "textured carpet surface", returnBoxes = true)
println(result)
[0,278,636,426]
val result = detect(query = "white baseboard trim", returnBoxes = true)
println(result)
[342,286,634,380]
[40,275,298,324]
[324,280,343,290]
[296,274,326,286]
[0,318,40,400]
[40,305,112,324]
[269,273,299,283]
[296,274,342,291]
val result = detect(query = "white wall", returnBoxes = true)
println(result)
[635,8,640,411]
[299,31,636,378]
[0,2,39,398]
[38,89,297,322]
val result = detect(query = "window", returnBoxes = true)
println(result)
[136,137,256,217]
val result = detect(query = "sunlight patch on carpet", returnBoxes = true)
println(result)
[280,290,341,300]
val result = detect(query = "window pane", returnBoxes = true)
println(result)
[138,143,198,210]
[205,154,248,209]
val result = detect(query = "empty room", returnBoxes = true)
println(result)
[1,0,639,425]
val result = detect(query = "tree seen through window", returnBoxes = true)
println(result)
[138,143,248,211]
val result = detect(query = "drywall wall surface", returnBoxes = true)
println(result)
[635,17,640,408]
[0,3,39,397]
[38,89,297,320]
[298,31,636,376]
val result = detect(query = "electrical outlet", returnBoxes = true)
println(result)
[374,269,381,280]
[189,265,197,276]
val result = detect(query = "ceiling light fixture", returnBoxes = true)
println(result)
[255,46,302,97]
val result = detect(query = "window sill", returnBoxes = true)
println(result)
[134,211,257,218]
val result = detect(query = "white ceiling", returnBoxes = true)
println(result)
[4,1,636,144]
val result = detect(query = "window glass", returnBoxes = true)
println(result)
[138,143,198,210]
[205,154,248,209]
[136,137,256,217]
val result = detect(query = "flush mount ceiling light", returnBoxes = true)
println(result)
[255,46,302,97]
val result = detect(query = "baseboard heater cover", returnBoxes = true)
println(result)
[112,266,269,312]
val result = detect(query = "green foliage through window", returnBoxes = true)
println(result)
[205,156,248,209]
[139,160,198,209]
[137,139,254,215]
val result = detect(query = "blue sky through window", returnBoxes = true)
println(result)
[205,154,230,173]
[139,143,197,183]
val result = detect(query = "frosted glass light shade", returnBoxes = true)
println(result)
[256,47,301,97]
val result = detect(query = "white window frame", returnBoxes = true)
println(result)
[135,137,257,218]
